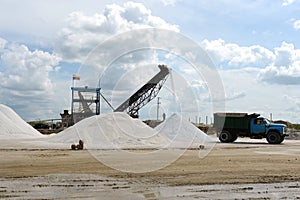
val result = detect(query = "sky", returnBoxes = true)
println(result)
[0,0,300,123]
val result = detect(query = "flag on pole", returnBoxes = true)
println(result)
[72,74,80,80]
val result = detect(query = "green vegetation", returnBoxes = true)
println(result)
[28,121,50,129]
[292,124,300,130]
[273,120,300,130]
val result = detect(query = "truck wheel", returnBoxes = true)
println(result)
[230,133,238,142]
[280,136,285,143]
[219,131,232,143]
[266,131,282,144]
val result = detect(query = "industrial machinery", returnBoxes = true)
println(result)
[213,113,287,144]
[71,140,84,150]
[114,64,170,118]
[67,64,169,125]
[71,87,100,124]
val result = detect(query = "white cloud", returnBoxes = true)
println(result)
[293,20,300,30]
[190,80,207,91]
[258,63,300,85]
[258,42,300,85]
[0,37,7,50]
[0,43,61,91]
[55,1,179,63]
[202,90,246,102]
[202,39,300,85]
[161,0,180,6]
[225,91,246,101]
[218,68,300,123]
[0,38,62,119]
[274,41,294,67]
[201,39,275,68]
[282,0,295,6]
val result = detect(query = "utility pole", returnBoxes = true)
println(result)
[157,97,161,120]
[270,113,273,121]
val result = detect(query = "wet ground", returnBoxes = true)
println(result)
[1,174,300,199]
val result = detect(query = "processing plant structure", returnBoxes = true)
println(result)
[65,64,170,126]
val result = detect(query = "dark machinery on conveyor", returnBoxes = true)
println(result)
[114,64,170,118]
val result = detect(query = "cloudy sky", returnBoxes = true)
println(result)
[0,0,300,123]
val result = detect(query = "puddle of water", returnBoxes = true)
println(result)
[1,174,300,199]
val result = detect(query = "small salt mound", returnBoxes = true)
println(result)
[155,113,214,146]
[48,112,170,149]
[0,104,43,139]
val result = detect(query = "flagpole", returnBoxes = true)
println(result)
[72,74,80,88]
[72,77,75,88]
[71,75,74,125]
[71,74,80,124]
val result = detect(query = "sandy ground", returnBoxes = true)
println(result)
[1,138,300,199]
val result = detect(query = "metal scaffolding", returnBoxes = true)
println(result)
[71,86,100,124]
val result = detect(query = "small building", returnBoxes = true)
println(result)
[60,110,72,128]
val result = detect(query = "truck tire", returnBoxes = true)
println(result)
[280,136,285,143]
[219,131,232,143]
[230,133,238,142]
[266,131,282,144]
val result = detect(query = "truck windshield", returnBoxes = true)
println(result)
[264,119,270,124]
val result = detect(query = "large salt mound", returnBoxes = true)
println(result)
[0,104,43,139]
[48,112,170,149]
[155,113,214,146]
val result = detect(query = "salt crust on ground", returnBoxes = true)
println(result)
[0,104,43,139]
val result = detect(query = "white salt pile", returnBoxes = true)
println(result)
[47,112,215,149]
[155,113,214,147]
[0,104,214,150]
[0,104,43,139]
[48,112,170,149]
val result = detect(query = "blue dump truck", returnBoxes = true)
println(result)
[213,113,287,144]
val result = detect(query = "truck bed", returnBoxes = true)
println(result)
[213,113,259,131]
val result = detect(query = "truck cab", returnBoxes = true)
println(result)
[213,113,287,144]
[252,117,269,134]
[250,117,286,143]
